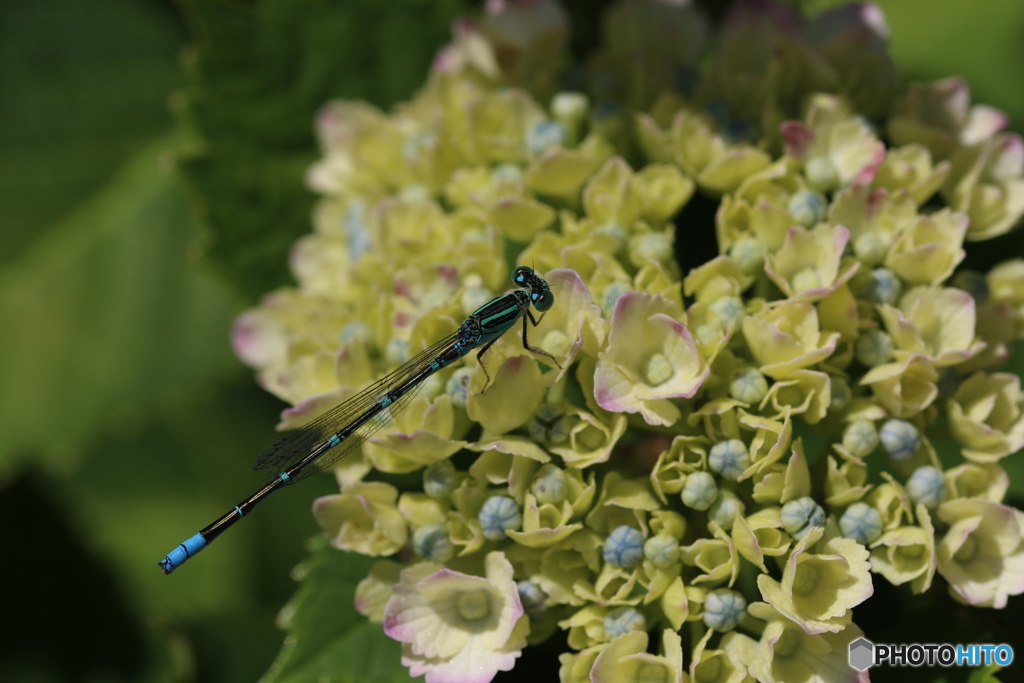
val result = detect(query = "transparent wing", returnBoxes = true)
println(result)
[254,330,463,484]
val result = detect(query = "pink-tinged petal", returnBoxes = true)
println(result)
[781,121,814,157]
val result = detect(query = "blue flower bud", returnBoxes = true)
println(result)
[478,495,522,541]
[952,270,989,303]
[530,464,569,505]
[879,419,919,460]
[528,403,570,445]
[681,471,718,511]
[704,589,747,632]
[527,120,568,155]
[781,496,825,540]
[830,376,852,412]
[643,535,679,568]
[423,459,457,498]
[839,502,883,544]
[603,525,644,568]
[842,420,879,458]
[412,523,454,562]
[603,606,646,638]
[861,268,902,305]
[906,466,945,509]
[517,580,548,620]
[730,368,769,404]
[708,439,751,481]
[730,236,764,274]
[601,281,631,316]
[709,489,745,530]
[445,366,475,410]
[787,190,828,228]
[709,295,746,332]
[855,329,893,367]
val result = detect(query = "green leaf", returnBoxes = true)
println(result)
[0,0,185,266]
[0,134,241,474]
[174,0,469,300]
[264,541,417,683]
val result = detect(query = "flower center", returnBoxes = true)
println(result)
[638,663,669,683]
[645,353,673,386]
[774,628,800,657]
[791,267,822,293]
[954,535,977,563]
[456,589,492,621]
[792,563,819,594]
[541,329,571,357]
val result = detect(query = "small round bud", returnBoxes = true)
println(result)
[880,419,919,460]
[860,267,902,305]
[528,403,570,445]
[730,236,764,274]
[839,502,883,544]
[603,606,646,638]
[603,525,644,568]
[634,233,673,264]
[530,464,569,505]
[478,495,522,541]
[526,120,568,155]
[830,376,852,412]
[446,366,475,410]
[517,580,548,620]
[601,281,631,316]
[551,92,589,130]
[842,420,879,458]
[704,589,747,632]
[423,459,457,498]
[643,535,679,568]
[791,267,823,294]
[855,329,893,367]
[781,496,825,540]
[709,295,745,331]
[708,439,751,481]
[412,523,454,562]
[645,353,674,386]
[709,489,745,530]
[787,190,828,228]
[730,368,769,404]
[906,466,945,509]
[681,471,718,511]
[853,233,887,267]
[952,270,989,303]
[805,157,839,193]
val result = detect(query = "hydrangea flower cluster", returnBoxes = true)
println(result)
[232,1,1024,681]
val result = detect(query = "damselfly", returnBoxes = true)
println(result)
[159,266,559,573]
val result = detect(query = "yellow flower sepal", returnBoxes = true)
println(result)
[733,507,791,573]
[651,436,710,502]
[680,522,739,586]
[589,630,684,683]
[742,300,839,377]
[354,560,403,623]
[884,208,967,286]
[869,503,936,593]
[764,224,859,302]
[313,482,408,556]
[756,527,873,634]
[584,471,660,534]
[860,352,938,418]
[506,493,583,549]
[877,286,984,367]
[824,455,872,507]
[947,371,1024,463]
[738,411,793,480]
[549,404,628,469]
[398,492,449,528]
[864,476,912,532]
[365,394,468,473]
[467,354,548,437]
[872,143,951,205]
[944,462,1009,502]
[758,369,831,425]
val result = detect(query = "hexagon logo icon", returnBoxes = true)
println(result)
[849,637,875,671]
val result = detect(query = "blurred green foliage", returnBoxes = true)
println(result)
[1,0,1022,681]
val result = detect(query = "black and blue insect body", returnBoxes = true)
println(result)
[159,266,558,574]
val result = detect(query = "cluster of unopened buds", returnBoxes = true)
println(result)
[230,0,1024,680]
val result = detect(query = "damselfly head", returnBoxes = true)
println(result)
[512,266,554,312]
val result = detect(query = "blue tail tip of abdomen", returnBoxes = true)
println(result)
[159,532,207,575]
